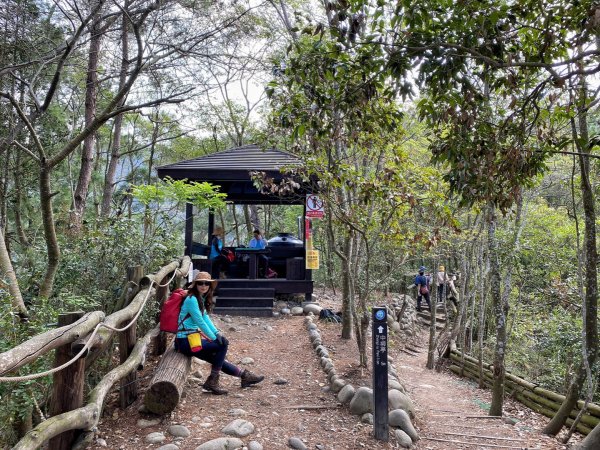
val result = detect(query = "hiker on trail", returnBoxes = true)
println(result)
[174,271,264,395]
[248,229,271,278]
[447,273,460,312]
[210,226,229,279]
[436,265,449,303]
[415,266,431,312]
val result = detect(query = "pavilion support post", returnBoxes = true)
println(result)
[119,266,143,408]
[208,210,214,244]
[185,202,193,256]
[48,312,85,450]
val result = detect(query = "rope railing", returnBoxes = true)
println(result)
[0,256,191,449]
[0,259,187,382]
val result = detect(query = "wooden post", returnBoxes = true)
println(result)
[119,266,144,408]
[48,311,85,450]
[153,275,170,356]
[185,202,193,256]
[372,307,389,441]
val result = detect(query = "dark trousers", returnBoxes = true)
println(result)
[437,284,446,303]
[417,292,431,311]
[210,255,230,279]
[175,337,240,376]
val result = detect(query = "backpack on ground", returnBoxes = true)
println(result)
[319,308,342,323]
[159,288,189,333]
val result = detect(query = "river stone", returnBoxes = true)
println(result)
[337,384,355,404]
[389,390,415,418]
[228,408,247,416]
[195,437,244,450]
[137,418,160,428]
[288,437,308,449]
[158,445,179,450]
[349,387,373,415]
[274,378,288,385]
[330,378,346,393]
[168,425,190,438]
[303,303,322,315]
[307,322,317,331]
[323,361,334,372]
[222,419,255,437]
[291,306,304,315]
[145,432,166,444]
[389,379,405,392]
[389,409,419,441]
[394,429,413,448]
[240,357,255,365]
[247,441,263,450]
[281,308,291,315]
[361,413,373,424]
[308,330,320,342]
[391,322,401,333]
[95,438,107,447]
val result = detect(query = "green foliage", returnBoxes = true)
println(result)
[0,297,61,447]
[132,177,227,211]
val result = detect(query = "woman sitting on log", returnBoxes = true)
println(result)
[175,271,264,395]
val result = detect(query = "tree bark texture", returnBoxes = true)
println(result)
[48,312,86,450]
[70,9,103,232]
[487,205,506,417]
[143,347,191,415]
[544,84,598,437]
[100,1,130,217]
[39,165,60,298]
[0,227,27,316]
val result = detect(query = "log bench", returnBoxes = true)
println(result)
[144,346,191,415]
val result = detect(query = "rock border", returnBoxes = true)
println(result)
[303,305,420,448]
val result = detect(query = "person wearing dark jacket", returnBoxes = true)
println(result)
[174,271,264,394]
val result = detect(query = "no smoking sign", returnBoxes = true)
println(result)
[306,194,324,218]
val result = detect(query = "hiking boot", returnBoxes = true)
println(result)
[241,369,264,388]
[203,373,228,395]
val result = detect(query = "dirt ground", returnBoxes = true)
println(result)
[90,288,584,449]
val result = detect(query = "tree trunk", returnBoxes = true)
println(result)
[544,79,598,436]
[100,1,129,217]
[488,204,506,416]
[577,422,600,449]
[70,9,103,232]
[0,227,27,316]
[39,164,60,298]
[340,233,353,339]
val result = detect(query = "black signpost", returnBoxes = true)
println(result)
[372,306,389,441]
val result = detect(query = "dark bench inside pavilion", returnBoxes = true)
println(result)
[156,145,315,317]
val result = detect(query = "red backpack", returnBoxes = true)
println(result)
[159,288,189,333]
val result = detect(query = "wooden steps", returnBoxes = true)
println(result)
[213,287,275,317]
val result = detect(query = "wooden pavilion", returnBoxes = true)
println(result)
[156,145,315,316]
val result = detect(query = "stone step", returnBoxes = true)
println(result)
[215,297,274,308]
[216,287,275,298]
[213,306,273,317]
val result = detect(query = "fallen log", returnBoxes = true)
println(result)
[144,346,191,415]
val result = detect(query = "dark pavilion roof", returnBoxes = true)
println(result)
[156,145,309,204]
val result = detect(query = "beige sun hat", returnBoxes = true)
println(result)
[189,271,217,289]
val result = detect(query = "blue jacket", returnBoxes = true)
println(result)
[209,236,222,259]
[176,295,219,340]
